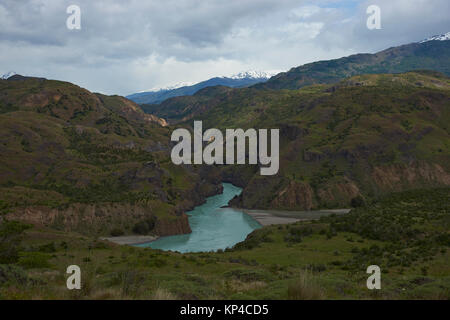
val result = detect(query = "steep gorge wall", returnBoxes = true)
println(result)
[6,203,191,237]
[232,161,450,210]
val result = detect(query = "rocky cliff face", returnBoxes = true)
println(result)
[271,181,315,210]
[4,166,225,238]
[96,94,168,127]
[371,162,450,191]
[6,202,191,237]
[229,161,450,210]
[191,72,450,211]
[154,214,191,236]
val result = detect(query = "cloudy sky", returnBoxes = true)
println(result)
[1,0,449,96]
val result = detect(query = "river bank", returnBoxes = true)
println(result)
[102,208,351,246]
[100,235,159,245]
[136,183,261,252]
[241,208,351,226]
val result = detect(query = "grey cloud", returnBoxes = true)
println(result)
[0,0,449,95]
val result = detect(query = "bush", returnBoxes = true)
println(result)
[284,226,313,243]
[151,288,176,300]
[132,221,149,235]
[38,242,56,253]
[224,268,270,282]
[232,229,273,250]
[132,217,156,235]
[110,228,124,237]
[0,264,28,286]
[308,264,327,272]
[17,252,51,269]
[0,220,32,264]
[119,271,147,298]
[0,200,11,215]
[287,272,325,300]
[149,258,167,268]
[351,195,366,208]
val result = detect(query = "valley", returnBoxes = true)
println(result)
[0,36,449,300]
[157,71,450,211]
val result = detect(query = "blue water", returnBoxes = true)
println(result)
[136,183,261,253]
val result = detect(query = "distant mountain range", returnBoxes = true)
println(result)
[142,34,450,124]
[1,71,16,80]
[256,33,450,90]
[420,31,450,43]
[126,71,278,104]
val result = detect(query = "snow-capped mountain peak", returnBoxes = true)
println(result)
[1,71,17,80]
[139,70,279,93]
[420,32,450,43]
[143,81,195,93]
[228,70,278,80]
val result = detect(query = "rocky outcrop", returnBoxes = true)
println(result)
[316,179,360,208]
[268,179,359,210]
[144,113,168,127]
[372,161,450,191]
[236,161,450,211]
[271,181,315,210]
[154,214,191,236]
[6,203,191,237]
[96,94,168,127]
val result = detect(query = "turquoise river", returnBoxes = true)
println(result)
[136,183,261,253]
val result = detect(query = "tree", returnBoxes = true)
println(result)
[0,220,32,264]
[351,195,366,208]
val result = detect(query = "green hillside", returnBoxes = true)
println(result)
[141,41,450,125]
[183,71,450,210]
[257,40,450,90]
[2,71,448,230]
[0,76,219,236]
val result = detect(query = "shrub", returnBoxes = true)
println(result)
[120,271,146,298]
[132,217,156,235]
[17,252,51,269]
[149,258,167,268]
[60,241,68,250]
[224,268,270,282]
[0,200,11,215]
[38,242,56,253]
[351,195,366,208]
[287,272,325,300]
[110,228,124,237]
[232,229,273,250]
[0,220,32,264]
[151,288,176,300]
[132,221,149,235]
[0,264,28,286]
[284,226,313,243]
[89,288,121,300]
[308,264,327,272]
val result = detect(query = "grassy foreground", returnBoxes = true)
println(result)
[0,188,448,300]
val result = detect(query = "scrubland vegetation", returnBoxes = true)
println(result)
[0,188,448,300]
